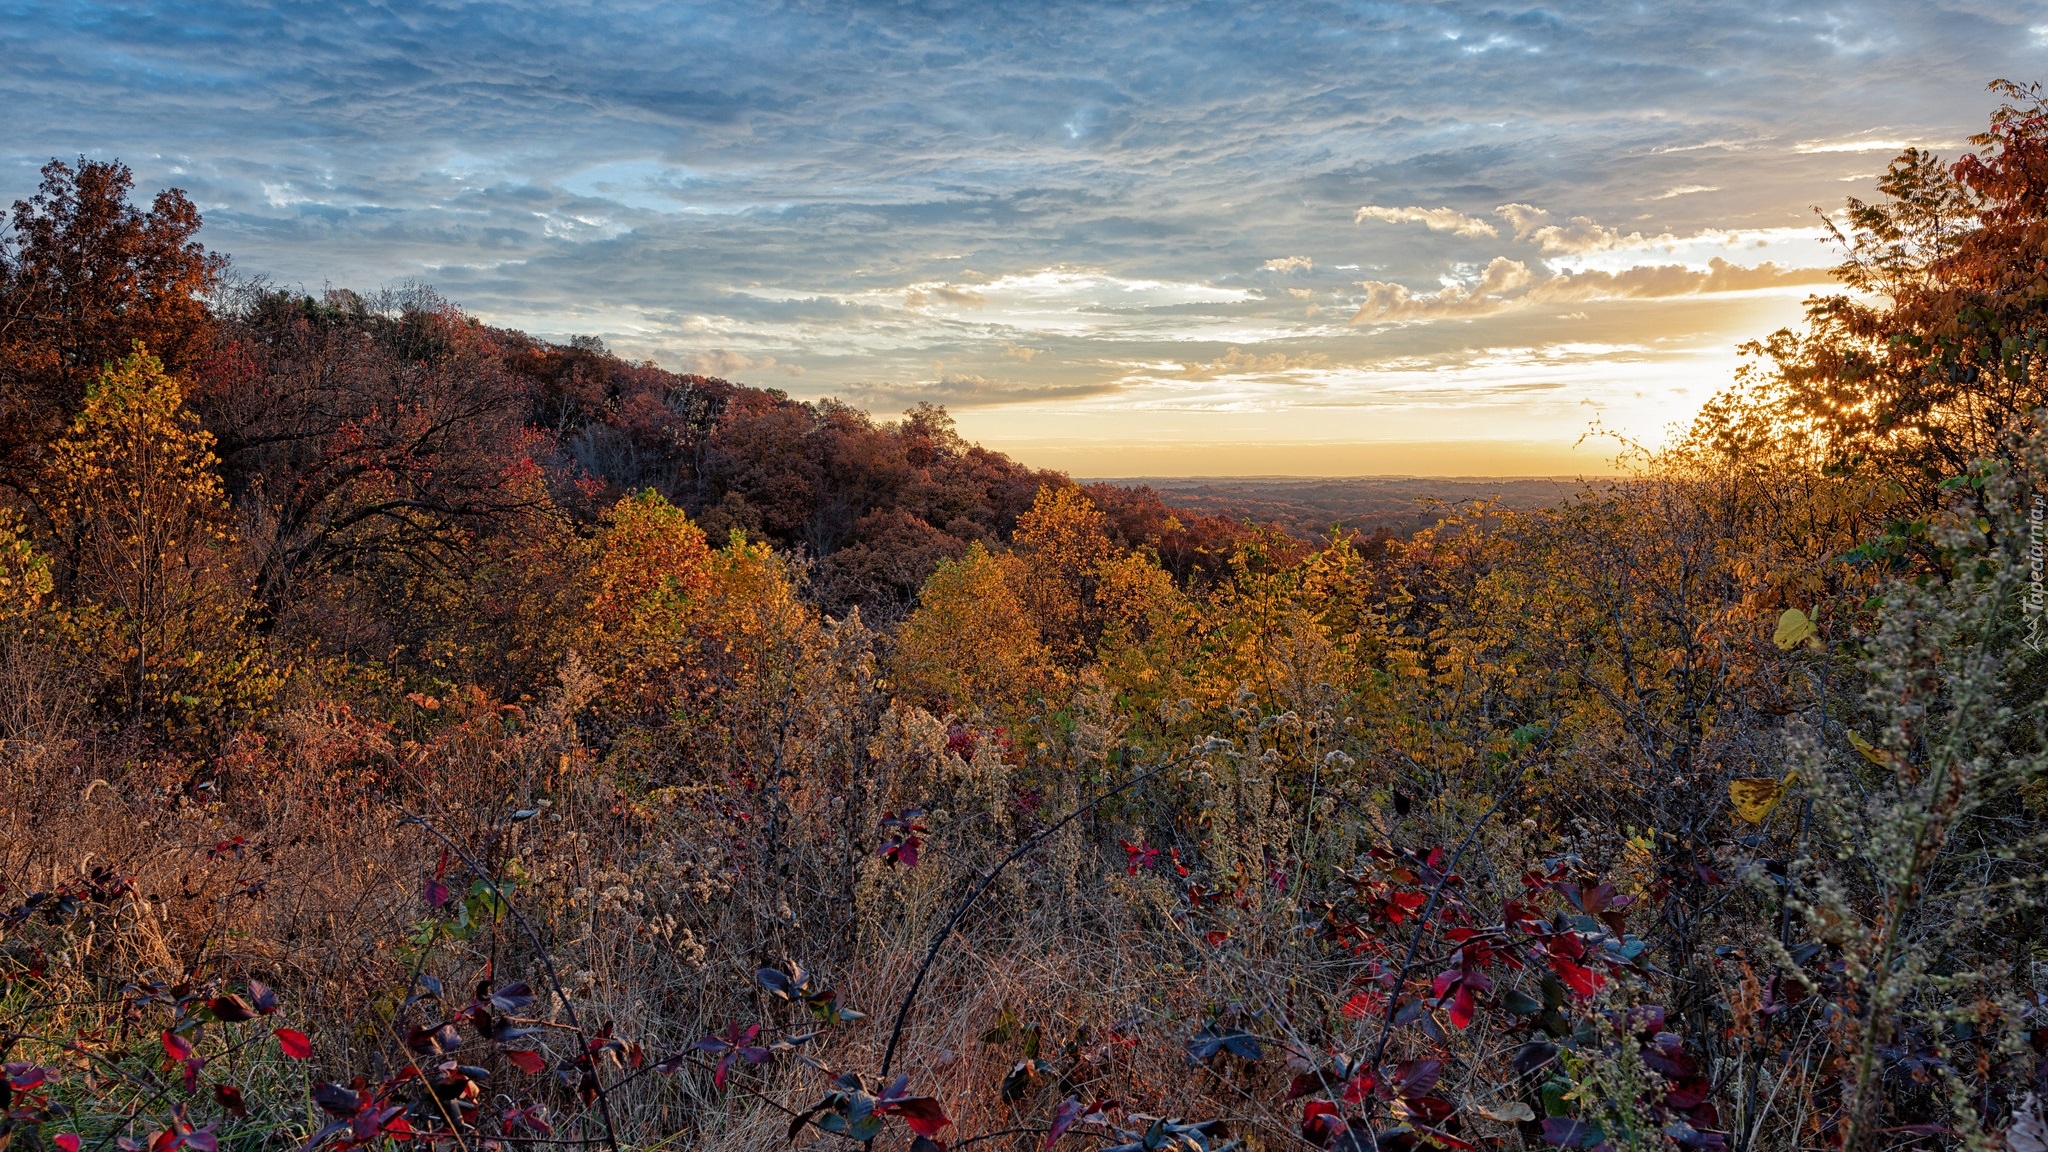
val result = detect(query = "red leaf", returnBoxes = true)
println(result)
[213,1085,248,1119]
[208,995,257,1023]
[1393,1059,1443,1099]
[1449,985,1475,1030]
[1405,1096,1456,1125]
[1045,1097,1084,1149]
[1413,1123,1476,1150]
[1341,991,1384,1019]
[1121,841,1160,875]
[55,1136,80,1152]
[504,1049,547,1074]
[1300,1101,1345,1149]
[1549,957,1606,998]
[1203,930,1230,947]
[888,1096,951,1138]
[274,1028,313,1059]
[162,1031,194,1063]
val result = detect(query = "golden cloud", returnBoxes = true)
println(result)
[903,284,989,309]
[1353,205,1500,238]
[1350,257,1833,323]
[1172,346,1330,379]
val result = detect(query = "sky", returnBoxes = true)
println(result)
[6,1,2048,476]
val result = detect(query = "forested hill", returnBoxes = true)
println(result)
[0,158,1303,639]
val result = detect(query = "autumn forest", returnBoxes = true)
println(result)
[5,78,2048,1152]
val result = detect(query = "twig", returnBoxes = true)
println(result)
[878,751,1185,1078]
[1365,780,1522,1077]
[393,808,623,1152]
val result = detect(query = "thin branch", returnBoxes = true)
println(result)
[879,751,1187,1078]
[393,808,622,1152]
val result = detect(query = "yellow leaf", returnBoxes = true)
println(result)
[1847,731,1895,769]
[1773,608,1818,651]
[1729,776,1788,823]
[1473,1102,1536,1123]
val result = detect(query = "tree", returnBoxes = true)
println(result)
[196,288,549,618]
[579,489,716,714]
[1011,484,1119,666]
[893,543,1052,715]
[0,158,223,508]
[1742,81,2048,493]
[703,390,824,542]
[814,509,968,623]
[42,348,269,727]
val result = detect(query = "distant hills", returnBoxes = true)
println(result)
[1086,476,1593,539]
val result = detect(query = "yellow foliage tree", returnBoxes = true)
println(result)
[1092,548,1196,710]
[580,489,716,711]
[1012,484,1119,666]
[893,542,1052,715]
[42,348,272,726]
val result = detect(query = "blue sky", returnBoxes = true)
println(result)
[7,1,2047,474]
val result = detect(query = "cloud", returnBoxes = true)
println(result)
[1352,257,1833,323]
[687,348,804,376]
[1795,137,1957,154]
[1531,258,1832,301]
[1492,204,1678,255]
[1262,256,1314,273]
[903,284,989,309]
[1172,346,1330,379]
[840,373,1120,410]
[1002,344,1045,361]
[1653,185,1719,199]
[1350,257,1532,320]
[1354,206,1500,238]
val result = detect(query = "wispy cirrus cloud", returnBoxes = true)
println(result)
[840,373,1122,410]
